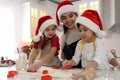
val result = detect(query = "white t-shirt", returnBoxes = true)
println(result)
[72,38,110,70]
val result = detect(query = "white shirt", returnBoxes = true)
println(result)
[72,38,110,70]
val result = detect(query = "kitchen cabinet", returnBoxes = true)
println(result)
[103,0,120,32]
[21,2,46,41]
[73,0,100,14]
[39,0,57,19]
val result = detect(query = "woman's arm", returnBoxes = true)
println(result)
[110,58,119,66]
[59,33,66,60]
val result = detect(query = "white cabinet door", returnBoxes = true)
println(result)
[22,2,46,41]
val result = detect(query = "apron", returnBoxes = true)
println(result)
[39,39,61,67]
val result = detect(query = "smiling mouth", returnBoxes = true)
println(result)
[68,23,73,26]
[48,35,53,37]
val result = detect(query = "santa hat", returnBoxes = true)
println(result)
[75,10,107,38]
[56,0,79,26]
[33,15,57,42]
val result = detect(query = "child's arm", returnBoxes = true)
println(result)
[28,47,57,70]
[71,61,98,80]
[28,48,38,66]
[62,41,82,68]
[86,60,98,69]
[71,61,97,80]
[72,67,96,80]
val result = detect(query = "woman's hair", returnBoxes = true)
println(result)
[62,13,78,34]
[77,23,80,29]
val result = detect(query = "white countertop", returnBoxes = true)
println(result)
[0,65,116,80]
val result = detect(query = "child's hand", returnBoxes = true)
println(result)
[71,73,86,80]
[62,59,69,68]
[27,69,37,73]
[63,64,72,69]
[62,59,76,69]
[28,62,33,67]
[117,63,120,68]
[27,62,41,71]
[27,65,37,72]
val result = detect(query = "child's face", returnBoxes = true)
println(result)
[61,12,77,29]
[78,24,95,43]
[44,25,56,39]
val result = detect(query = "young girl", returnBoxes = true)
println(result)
[28,15,61,71]
[65,10,111,80]
[56,0,82,68]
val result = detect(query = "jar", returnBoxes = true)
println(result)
[15,53,27,71]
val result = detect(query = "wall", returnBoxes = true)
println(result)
[0,0,48,59]
[0,0,58,59]
[102,0,120,57]
[0,0,21,59]
[102,0,115,30]
[39,0,57,18]
[104,32,120,57]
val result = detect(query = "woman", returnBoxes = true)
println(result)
[56,0,81,68]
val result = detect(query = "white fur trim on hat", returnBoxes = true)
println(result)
[40,19,57,33]
[75,16,107,38]
[34,19,57,42]
[58,5,79,20]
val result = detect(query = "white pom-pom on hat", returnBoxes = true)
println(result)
[33,31,42,42]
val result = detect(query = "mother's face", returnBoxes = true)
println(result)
[61,12,78,29]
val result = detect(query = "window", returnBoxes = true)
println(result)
[30,7,46,37]
[31,7,38,37]
[77,0,100,14]
[79,3,87,13]
[22,2,46,43]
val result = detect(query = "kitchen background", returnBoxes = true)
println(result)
[0,0,120,59]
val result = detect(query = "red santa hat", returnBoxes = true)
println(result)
[33,15,57,42]
[75,10,106,38]
[56,0,79,26]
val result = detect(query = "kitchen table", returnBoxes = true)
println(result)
[0,65,117,80]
